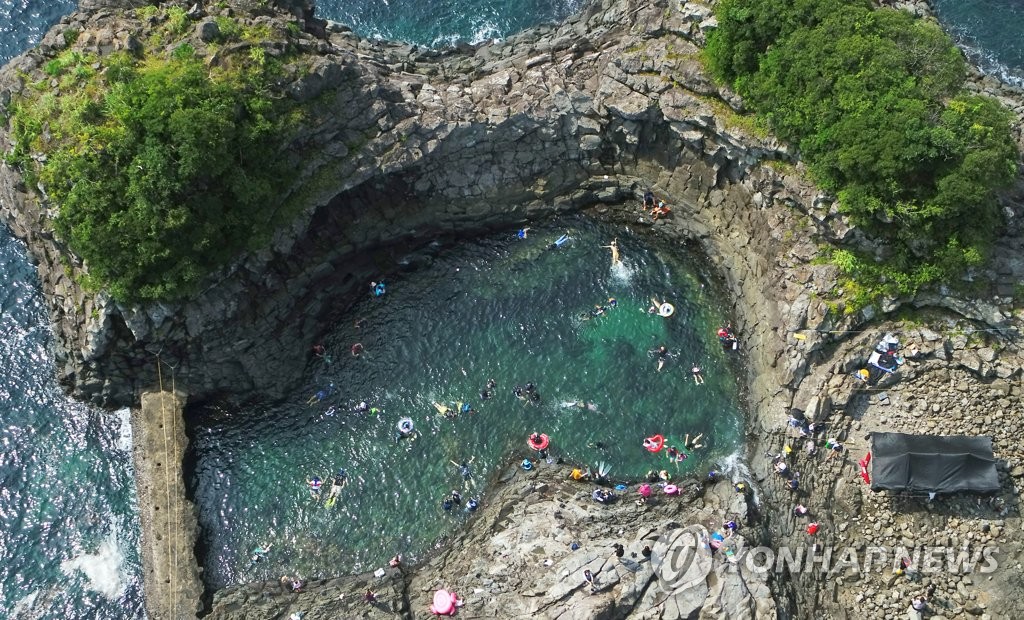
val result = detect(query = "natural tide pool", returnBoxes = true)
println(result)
[188,217,746,589]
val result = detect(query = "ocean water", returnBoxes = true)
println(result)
[189,218,745,589]
[930,0,1024,87]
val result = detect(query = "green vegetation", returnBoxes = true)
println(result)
[5,7,305,302]
[705,0,1019,310]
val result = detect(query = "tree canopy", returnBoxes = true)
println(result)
[705,0,1018,300]
[6,9,301,302]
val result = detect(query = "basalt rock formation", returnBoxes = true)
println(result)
[3,0,1024,618]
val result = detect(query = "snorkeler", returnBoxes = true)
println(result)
[306,383,334,406]
[328,470,348,498]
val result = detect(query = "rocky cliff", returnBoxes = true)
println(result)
[3,0,1024,618]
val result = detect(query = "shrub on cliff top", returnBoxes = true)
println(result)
[705,0,1018,300]
[8,34,301,302]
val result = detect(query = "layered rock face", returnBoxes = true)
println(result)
[0,0,796,407]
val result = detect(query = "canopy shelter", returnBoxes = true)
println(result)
[870,433,1000,495]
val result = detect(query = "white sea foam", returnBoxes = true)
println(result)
[114,407,132,452]
[610,260,634,284]
[60,529,127,600]
[718,450,760,506]
[11,590,39,618]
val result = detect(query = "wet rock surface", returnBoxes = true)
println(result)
[210,463,772,619]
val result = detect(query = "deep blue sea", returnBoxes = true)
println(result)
[0,0,1021,617]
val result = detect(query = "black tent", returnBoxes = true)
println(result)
[870,433,1000,495]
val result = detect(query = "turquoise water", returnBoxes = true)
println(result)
[0,2,144,618]
[318,0,584,46]
[0,232,143,618]
[189,218,745,589]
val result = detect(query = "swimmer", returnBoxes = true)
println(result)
[353,401,369,413]
[517,227,530,239]
[442,496,454,511]
[549,232,571,250]
[249,543,272,567]
[601,238,621,266]
[351,343,364,357]
[312,344,325,357]
[691,363,705,385]
[467,497,479,512]
[653,345,670,372]
[306,383,334,406]
[450,458,476,488]
[607,297,617,308]
[684,433,704,450]
[450,489,462,506]
[513,385,526,400]
[328,470,348,498]
[307,476,323,499]
[354,317,368,329]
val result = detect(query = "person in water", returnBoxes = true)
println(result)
[351,343,364,357]
[684,433,704,450]
[250,543,272,566]
[691,363,705,385]
[517,227,530,239]
[450,489,462,506]
[451,458,476,488]
[601,238,621,266]
[307,476,323,499]
[467,497,479,512]
[306,383,334,406]
[328,470,348,498]
[653,345,670,372]
[548,232,571,250]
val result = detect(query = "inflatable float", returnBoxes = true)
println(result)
[396,417,415,435]
[658,303,675,317]
[430,589,462,616]
[663,484,680,496]
[643,434,665,453]
[527,433,550,451]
